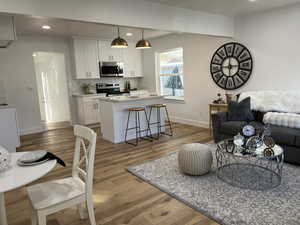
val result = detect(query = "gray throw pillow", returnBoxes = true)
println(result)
[228,97,254,121]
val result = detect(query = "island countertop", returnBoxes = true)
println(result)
[98,95,164,103]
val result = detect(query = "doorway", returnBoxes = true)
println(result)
[33,52,71,130]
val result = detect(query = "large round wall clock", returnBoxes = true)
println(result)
[210,42,253,90]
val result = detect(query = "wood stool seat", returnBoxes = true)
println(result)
[149,104,166,108]
[129,107,145,111]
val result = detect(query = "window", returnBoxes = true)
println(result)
[157,48,184,100]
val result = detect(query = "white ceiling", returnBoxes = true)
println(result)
[13,15,171,41]
[143,0,300,16]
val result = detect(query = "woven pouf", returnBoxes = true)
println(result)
[178,143,213,175]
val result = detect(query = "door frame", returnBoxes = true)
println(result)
[33,51,72,129]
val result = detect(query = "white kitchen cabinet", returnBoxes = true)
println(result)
[98,41,123,62]
[0,15,17,48]
[73,38,99,79]
[0,107,20,152]
[123,43,143,77]
[75,96,101,125]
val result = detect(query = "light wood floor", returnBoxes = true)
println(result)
[43,121,72,131]
[5,123,218,225]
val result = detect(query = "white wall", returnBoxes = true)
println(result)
[0,0,233,37]
[234,3,300,92]
[0,35,74,134]
[141,4,300,128]
[140,34,231,127]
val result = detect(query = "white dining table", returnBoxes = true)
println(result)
[0,150,57,225]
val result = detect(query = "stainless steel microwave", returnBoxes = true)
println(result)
[99,61,124,77]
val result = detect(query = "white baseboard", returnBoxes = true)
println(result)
[170,116,209,128]
[20,126,46,135]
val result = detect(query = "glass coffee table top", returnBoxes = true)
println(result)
[216,139,284,190]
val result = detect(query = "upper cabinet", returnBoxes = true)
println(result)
[72,39,143,79]
[98,41,123,62]
[123,43,143,78]
[0,15,17,48]
[72,38,99,79]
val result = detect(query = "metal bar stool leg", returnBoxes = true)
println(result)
[148,106,153,126]
[157,107,161,140]
[125,110,131,144]
[125,107,153,146]
[137,111,142,139]
[144,109,153,139]
[148,106,156,140]
[135,111,139,146]
[164,106,173,136]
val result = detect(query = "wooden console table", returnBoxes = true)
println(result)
[209,103,228,135]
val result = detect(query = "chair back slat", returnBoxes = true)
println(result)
[76,167,87,181]
[72,125,97,196]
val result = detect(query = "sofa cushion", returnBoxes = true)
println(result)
[220,121,244,135]
[295,136,300,148]
[219,120,300,147]
[270,125,300,147]
[252,111,266,123]
[220,121,264,136]
[228,97,254,121]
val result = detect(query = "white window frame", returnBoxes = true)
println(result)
[155,47,184,101]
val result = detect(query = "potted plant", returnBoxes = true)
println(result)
[81,83,95,95]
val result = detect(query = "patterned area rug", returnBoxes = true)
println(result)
[127,146,300,225]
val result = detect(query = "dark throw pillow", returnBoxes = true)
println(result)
[228,97,254,122]
[252,111,266,123]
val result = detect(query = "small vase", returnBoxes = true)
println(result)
[225,93,234,103]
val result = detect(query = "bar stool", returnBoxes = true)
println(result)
[124,107,152,146]
[148,104,173,140]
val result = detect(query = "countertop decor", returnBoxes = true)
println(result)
[98,95,163,103]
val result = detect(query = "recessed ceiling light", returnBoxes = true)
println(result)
[42,25,51,30]
[126,33,133,37]
[248,0,257,2]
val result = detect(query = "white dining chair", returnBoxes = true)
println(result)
[26,125,97,225]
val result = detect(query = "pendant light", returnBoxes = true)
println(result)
[111,27,128,48]
[136,30,152,49]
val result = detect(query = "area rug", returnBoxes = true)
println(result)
[127,146,300,225]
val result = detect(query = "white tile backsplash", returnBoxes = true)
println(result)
[71,77,139,95]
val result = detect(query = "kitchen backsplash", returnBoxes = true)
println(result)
[71,77,139,94]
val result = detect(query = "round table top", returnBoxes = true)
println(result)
[0,151,57,193]
[217,139,283,159]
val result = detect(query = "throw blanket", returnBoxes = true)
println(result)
[239,91,300,113]
[263,112,300,129]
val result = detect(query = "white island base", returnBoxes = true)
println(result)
[99,95,165,144]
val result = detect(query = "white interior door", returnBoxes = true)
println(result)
[33,52,71,123]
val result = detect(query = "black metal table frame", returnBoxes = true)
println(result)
[216,140,284,191]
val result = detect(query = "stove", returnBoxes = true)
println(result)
[96,83,129,97]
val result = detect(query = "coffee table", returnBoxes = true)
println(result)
[215,139,284,190]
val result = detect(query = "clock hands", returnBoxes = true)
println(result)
[222,61,239,69]
[222,57,238,76]
[222,65,238,68]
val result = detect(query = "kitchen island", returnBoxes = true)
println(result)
[99,95,165,143]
